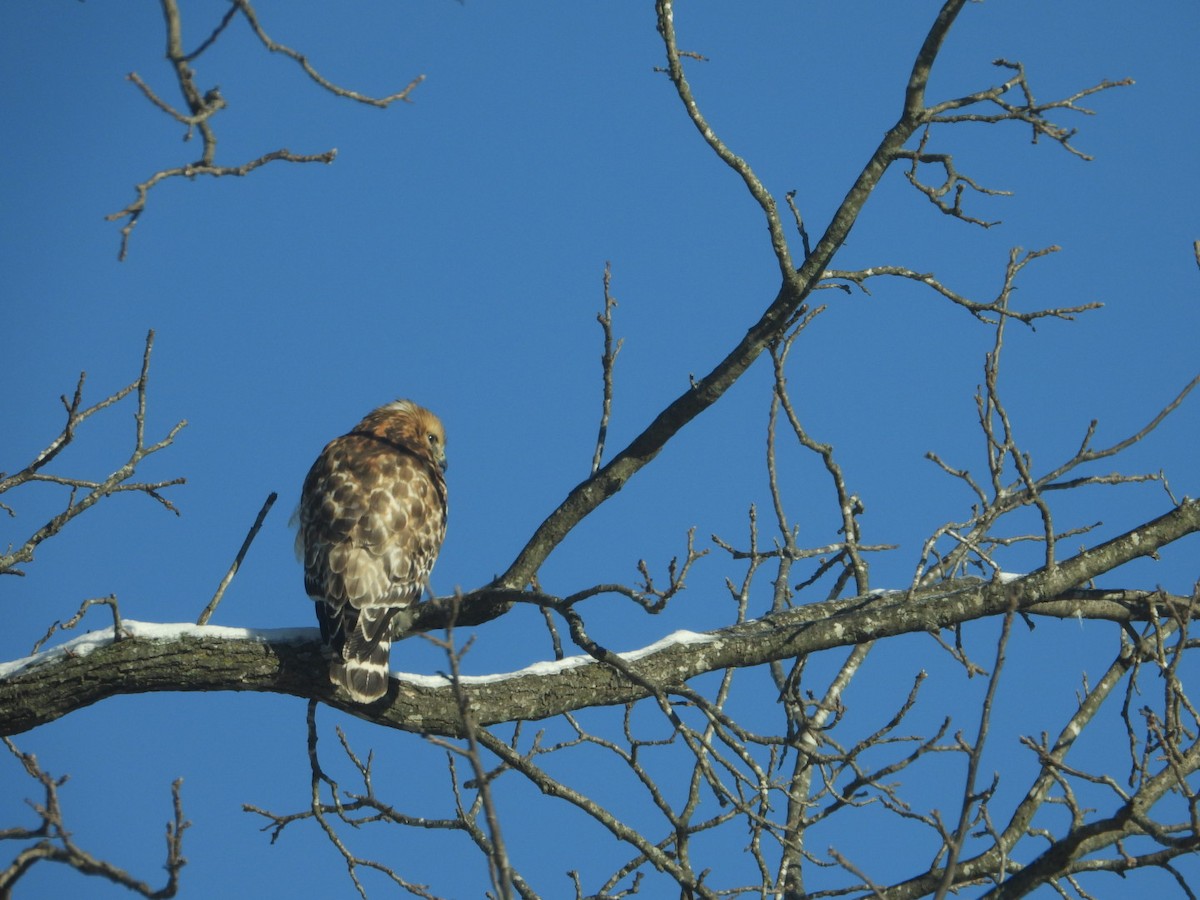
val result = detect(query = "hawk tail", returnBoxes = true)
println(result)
[331,642,391,703]
[328,606,397,703]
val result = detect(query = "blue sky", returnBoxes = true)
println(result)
[3,2,1198,897]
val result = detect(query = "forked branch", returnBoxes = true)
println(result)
[0,331,186,576]
[108,0,423,259]
[0,738,188,898]
[493,1,974,591]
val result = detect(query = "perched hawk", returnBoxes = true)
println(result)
[296,400,448,703]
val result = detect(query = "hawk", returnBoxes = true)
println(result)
[296,400,448,703]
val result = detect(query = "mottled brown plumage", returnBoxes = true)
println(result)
[297,400,448,703]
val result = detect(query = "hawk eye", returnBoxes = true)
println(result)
[428,433,439,445]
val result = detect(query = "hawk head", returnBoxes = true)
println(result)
[356,399,447,473]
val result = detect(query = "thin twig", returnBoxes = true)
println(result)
[108,149,338,261]
[825,246,1102,325]
[197,492,278,625]
[934,611,1015,899]
[30,595,124,655]
[424,600,516,900]
[591,262,623,475]
[232,0,424,108]
[0,738,188,897]
[655,0,793,278]
[110,0,422,258]
[0,331,186,576]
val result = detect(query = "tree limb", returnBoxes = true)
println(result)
[3,499,1196,738]
[494,1,973,593]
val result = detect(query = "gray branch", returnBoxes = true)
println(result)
[2,498,1196,738]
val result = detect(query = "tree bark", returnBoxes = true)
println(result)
[2,499,1196,738]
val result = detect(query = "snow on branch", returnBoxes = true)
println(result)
[2,497,1197,739]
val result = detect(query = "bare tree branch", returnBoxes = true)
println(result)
[0,738,188,898]
[654,0,793,278]
[423,607,519,900]
[9,4,1192,896]
[3,496,1198,739]
[107,0,423,259]
[826,246,1103,324]
[493,1,975,593]
[0,331,186,576]
[231,0,424,108]
[196,492,278,626]
[591,262,623,476]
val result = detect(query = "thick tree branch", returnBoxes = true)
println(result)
[494,1,972,593]
[3,499,1196,738]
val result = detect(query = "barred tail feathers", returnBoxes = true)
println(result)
[331,643,391,703]
[330,606,399,703]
